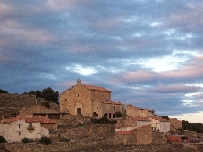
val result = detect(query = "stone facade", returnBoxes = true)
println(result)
[115,131,137,145]
[170,118,182,132]
[60,80,124,118]
[133,125,153,145]
[115,125,153,145]
[126,104,154,117]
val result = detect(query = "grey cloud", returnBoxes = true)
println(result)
[1,0,203,121]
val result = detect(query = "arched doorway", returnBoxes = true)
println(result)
[104,113,108,117]
[92,112,98,118]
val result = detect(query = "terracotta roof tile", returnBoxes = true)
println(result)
[2,116,56,124]
[2,116,24,124]
[25,116,56,124]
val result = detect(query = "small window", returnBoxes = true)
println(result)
[28,123,34,130]
[97,107,98,109]
[78,94,80,97]
[109,113,111,118]
[19,124,21,128]
[19,132,21,136]
[65,99,67,101]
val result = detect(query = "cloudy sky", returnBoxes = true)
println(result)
[1,0,203,123]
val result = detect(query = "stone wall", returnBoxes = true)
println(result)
[90,90,111,101]
[56,124,116,141]
[56,114,91,126]
[170,118,182,132]
[126,104,139,116]
[115,132,137,145]
[152,132,167,144]
[126,104,154,117]
[133,125,152,145]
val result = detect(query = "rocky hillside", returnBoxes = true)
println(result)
[0,93,59,119]
[0,93,37,118]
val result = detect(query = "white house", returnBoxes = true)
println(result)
[0,116,49,143]
[148,116,170,133]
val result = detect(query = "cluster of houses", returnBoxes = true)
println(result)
[0,79,182,144]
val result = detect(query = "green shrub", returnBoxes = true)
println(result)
[0,136,6,143]
[113,111,122,118]
[21,137,29,144]
[76,123,84,127]
[39,137,52,145]
[41,102,50,108]
[91,116,117,124]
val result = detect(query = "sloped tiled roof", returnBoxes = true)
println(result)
[148,116,170,122]
[2,116,24,124]
[25,116,56,124]
[2,116,56,124]
[81,84,111,92]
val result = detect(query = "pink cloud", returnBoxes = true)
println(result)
[121,70,156,83]
[151,83,201,93]
[0,20,54,44]
[161,55,203,79]
[0,2,13,15]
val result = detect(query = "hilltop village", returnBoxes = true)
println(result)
[0,79,203,151]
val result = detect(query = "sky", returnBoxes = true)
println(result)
[1,0,203,123]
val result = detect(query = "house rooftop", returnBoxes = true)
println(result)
[148,116,170,122]
[2,116,56,124]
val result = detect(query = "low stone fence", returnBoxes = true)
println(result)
[54,114,91,126]
[152,132,167,144]
[55,124,115,141]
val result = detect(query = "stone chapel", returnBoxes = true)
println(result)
[60,79,124,118]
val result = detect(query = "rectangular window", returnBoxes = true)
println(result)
[28,123,34,130]
[77,94,80,98]
[109,113,111,118]
[19,132,21,136]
